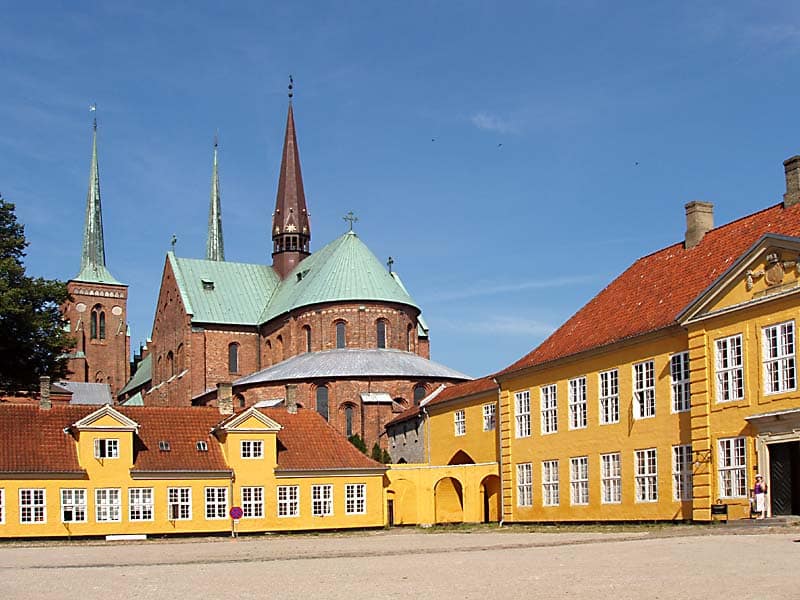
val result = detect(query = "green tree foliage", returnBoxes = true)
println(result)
[371,442,384,462]
[381,448,392,464]
[348,434,368,454]
[0,198,72,391]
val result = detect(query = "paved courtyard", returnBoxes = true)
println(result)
[0,525,798,599]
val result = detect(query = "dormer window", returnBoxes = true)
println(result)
[94,438,119,459]
[201,279,215,291]
[196,441,208,452]
[158,441,171,452]
[241,440,263,459]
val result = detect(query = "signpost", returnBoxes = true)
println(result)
[230,506,243,538]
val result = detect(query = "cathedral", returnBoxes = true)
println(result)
[63,90,470,451]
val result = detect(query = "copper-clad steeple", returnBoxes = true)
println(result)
[206,133,225,261]
[271,77,311,278]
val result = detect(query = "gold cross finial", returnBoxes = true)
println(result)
[343,211,358,231]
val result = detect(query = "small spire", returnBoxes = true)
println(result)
[288,75,293,102]
[387,256,394,273]
[343,211,358,232]
[206,132,225,261]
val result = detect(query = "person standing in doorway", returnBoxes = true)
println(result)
[754,474,768,519]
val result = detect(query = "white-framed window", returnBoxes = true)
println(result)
[205,487,228,520]
[599,369,619,425]
[516,463,533,507]
[673,445,693,501]
[540,384,558,434]
[601,453,621,504]
[94,438,119,459]
[312,484,333,516]
[515,390,531,438]
[570,456,589,505]
[671,352,691,413]
[61,489,87,523]
[541,460,559,506]
[345,483,366,515]
[635,448,658,502]
[633,360,656,419]
[277,485,299,518]
[718,437,747,498]
[763,321,796,394]
[454,410,466,437]
[716,334,744,402]
[241,440,264,459]
[19,489,46,524]
[568,376,587,429]
[129,488,154,521]
[95,488,121,522]
[242,487,264,518]
[168,487,192,520]
[483,403,496,431]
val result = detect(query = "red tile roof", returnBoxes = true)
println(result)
[384,376,498,428]
[499,202,800,376]
[259,408,385,471]
[0,405,383,474]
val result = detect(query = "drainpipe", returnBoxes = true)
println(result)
[422,406,431,464]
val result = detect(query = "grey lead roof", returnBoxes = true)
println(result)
[57,381,114,405]
[234,348,472,386]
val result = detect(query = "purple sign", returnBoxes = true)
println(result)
[230,506,243,520]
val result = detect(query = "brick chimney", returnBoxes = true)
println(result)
[39,376,51,410]
[285,384,298,414]
[684,201,714,249]
[783,156,800,207]
[217,382,233,415]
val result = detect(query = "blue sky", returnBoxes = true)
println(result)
[3,1,800,378]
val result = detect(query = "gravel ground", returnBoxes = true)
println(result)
[0,525,798,599]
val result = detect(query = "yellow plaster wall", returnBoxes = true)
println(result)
[427,392,499,466]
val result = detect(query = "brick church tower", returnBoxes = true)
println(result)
[63,120,130,397]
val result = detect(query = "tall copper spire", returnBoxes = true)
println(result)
[75,117,120,284]
[271,77,311,278]
[206,133,225,261]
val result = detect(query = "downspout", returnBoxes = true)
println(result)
[493,377,504,527]
[422,406,431,464]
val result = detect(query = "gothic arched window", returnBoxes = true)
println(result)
[413,384,427,406]
[303,326,312,353]
[228,342,239,373]
[90,304,105,340]
[344,404,354,437]
[377,320,387,349]
[316,385,329,421]
[335,321,346,349]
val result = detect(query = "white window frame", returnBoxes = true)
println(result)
[763,321,796,394]
[516,463,533,507]
[718,437,747,498]
[540,384,558,434]
[601,453,621,504]
[541,460,559,507]
[205,487,228,520]
[312,484,333,516]
[60,489,87,523]
[19,489,46,524]
[633,360,656,419]
[168,487,192,520]
[568,376,587,429]
[570,456,589,505]
[95,488,121,522]
[670,352,691,413]
[240,439,264,459]
[242,486,264,519]
[635,448,658,502]
[454,410,466,437]
[277,485,299,518]
[345,483,366,515]
[515,390,531,438]
[715,334,744,402]
[599,369,619,425]
[672,445,693,501]
[129,488,154,521]
[482,403,496,431]
[94,438,119,459]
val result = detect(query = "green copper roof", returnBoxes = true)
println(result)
[169,253,280,325]
[260,231,419,322]
[206,137,225,261]
[74,124,122,285]
[117,353,152,397]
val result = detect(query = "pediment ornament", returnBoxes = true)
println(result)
[746,251,800,291]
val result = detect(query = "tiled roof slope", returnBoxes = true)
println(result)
[499,202,800,376]
[385,376,498,428]
[260,231,419,322]
[169,253,280,325]
[0,405,85,473]
[259,408,385,471]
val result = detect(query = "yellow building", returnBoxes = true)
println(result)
[0,400,386,538]
[493,157,800,522]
